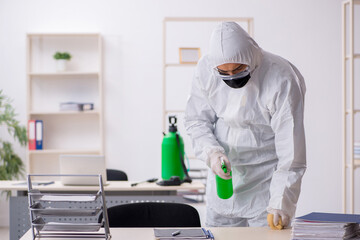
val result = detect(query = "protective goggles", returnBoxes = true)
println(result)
[214,66,250,81]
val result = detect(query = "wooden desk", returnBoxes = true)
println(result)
[0,180,205,196]
[20,227,291,240]
[2,180,205,240]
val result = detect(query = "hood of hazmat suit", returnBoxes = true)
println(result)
[184,22,306,225]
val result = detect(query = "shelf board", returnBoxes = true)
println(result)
[29,149,101,155]
[30,111,100,116]
[345,109,360,114]
[355,160,360,166]
[165,63,197,67]
[342,0,360,5]
[346,160,360,168]
[29,72,99,77]
[27,33,100,37]
[345,54,360,59]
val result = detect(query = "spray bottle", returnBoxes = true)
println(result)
[161,116,185,180]
[216,157,233,199]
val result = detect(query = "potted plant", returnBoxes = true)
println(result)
[53,51,72,71]
[0,90,27,196]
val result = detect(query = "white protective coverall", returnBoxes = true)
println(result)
[184,22,306,227]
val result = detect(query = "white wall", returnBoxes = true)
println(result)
[0,0,354,226]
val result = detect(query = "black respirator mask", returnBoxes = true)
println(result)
[216,67,251,89]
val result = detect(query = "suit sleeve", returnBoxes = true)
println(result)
[267,75,307,219]
[184,69,224,166]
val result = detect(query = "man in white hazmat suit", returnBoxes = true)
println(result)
[184,22,306,227]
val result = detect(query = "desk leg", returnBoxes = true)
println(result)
[9,197,29,240]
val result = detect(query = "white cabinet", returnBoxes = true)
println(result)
[26,33,104,174]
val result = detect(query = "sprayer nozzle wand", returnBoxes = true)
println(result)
[131,178,158,187]
[220,157,227,174]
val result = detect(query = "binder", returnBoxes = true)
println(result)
[28,120,36,150]
[297,212,360,223]
[35,120,43,150]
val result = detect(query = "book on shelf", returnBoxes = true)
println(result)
[28,119,43,150]
[352,142,360,159]
[291,212,360,240]
[353,142,360,153]
[59,102,94,111]
[28,120,36,150]
[35,120,43,150]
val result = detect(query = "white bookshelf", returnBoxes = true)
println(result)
[162,17,253,161]
[342,0,360,213]
[26,33,104,174]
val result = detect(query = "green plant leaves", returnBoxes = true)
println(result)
[0,142,24,180]
[0,90,26,185]
[53,51,72,60]
[0,90,28,146]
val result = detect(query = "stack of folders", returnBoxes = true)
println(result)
[154,228,214,240]
[354,142,360,159]
[292,212,360,240]
[59,102,94,111]
[28,120,43,150]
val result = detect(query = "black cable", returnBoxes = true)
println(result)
[176,133,192,183]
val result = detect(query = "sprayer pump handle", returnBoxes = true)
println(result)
[169,115,177,125]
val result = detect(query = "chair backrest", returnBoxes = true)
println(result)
[98,202,201,227]
[106,169,128,181]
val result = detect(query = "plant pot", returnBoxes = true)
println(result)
[56,59,68,72]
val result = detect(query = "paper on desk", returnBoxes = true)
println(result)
[41,222,101,232]
[39,195,97,202]
[154,228,208,239]
[13,181,54,186]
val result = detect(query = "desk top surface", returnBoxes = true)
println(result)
[0,180,205,191]
[20,227,291,240]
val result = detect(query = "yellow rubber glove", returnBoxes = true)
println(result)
[267,213,283,230]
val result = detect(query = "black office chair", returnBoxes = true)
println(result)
[106,169,128,181]
[98,202,201,227]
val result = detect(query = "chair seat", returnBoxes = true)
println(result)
[99,202,201,227]
[106,169,128,181]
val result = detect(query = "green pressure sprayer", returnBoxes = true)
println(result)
[216,157,233,199]
[161,116,191,185]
